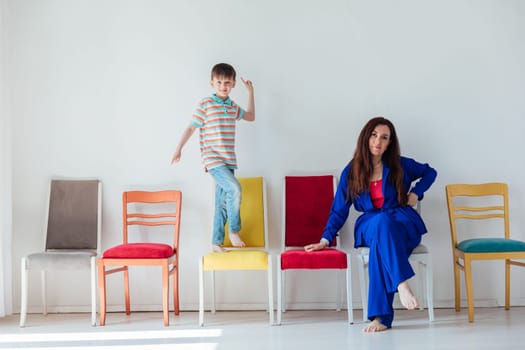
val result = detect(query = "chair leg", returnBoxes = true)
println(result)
[90,257,97,326]
[97,260,107,326]
[505,259,510,310]
[425,255,435,322]
[41,270,47,316]
[282,270,287,313]
[464,257,475,322]
[162,262,170,326]
[211,271,216,314]
[173,264,180,315]
[267,255,274,326]
[357,254,368,322]
[20,257,28,327]
[453,257,461,312]
[276,259,282,325]
[346,254,354,324]
[336,269,342,312]
[198,258,204,327]
[416,261,425,311]
[124,266,130,315]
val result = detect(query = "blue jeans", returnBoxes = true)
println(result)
[208,166,242,245]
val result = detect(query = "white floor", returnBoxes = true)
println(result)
[1,307,525,349]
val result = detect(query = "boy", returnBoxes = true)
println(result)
[171,63,255,252]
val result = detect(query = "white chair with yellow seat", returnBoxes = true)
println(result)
[198,177,274,326]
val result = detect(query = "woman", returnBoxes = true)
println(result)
[305,116,437,332]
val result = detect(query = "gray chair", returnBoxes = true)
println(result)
[20,179,102,327]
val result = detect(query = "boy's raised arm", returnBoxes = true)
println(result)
[241,77,255,122]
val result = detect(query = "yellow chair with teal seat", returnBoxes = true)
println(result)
[446,182,525,322]
[198,177,274,326]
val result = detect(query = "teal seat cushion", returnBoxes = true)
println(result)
[458,238,525,253]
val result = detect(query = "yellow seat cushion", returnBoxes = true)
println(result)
[202,250,269,271]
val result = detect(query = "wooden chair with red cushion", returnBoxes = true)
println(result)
[98,190,182,326]
[276,175,353,325]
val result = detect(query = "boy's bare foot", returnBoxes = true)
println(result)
[229,232,246,247]
[212,245,228,253]
[398,280,419,310]
[363,318,388,332]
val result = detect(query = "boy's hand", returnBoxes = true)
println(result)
[171,150,182,164]
[240,77,255,121]
[241,77,254,93]
[171,125,196,164]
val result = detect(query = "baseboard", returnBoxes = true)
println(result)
[21,298,525,314]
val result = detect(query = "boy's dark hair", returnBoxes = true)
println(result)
[211,63,236,80]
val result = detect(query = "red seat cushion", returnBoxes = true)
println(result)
[281,248,347,270]
[103,243,174,259]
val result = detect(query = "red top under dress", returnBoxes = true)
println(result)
[370,179,384,208]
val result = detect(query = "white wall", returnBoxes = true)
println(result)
[0,0,13,317]
[6,0,525,313]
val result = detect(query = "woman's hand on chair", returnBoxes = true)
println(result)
[304,241,327,252]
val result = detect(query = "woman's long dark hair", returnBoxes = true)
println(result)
[347,116,407,206]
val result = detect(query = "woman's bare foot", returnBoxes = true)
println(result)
[363,318,388,332]
[229,232,246,247]
[212,245,228,253]
[398,281,419,310]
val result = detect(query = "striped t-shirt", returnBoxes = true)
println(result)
[191,94,245,171]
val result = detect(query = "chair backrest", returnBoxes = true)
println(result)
[445,182,510,247]
[123,190,182,250]
[223,177,267,248]
[45,179,101,252]
[282,175,336,248]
